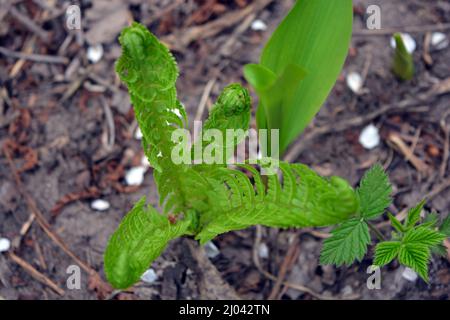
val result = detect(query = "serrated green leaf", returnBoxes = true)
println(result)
[405,199,426,228]
[398,243,430,282]
[320,218,370,266]
[104,197,192,289]
[403,226,446,247]
[440,215,450,237]
[245,0,353,154]
[422,212,439,228]
[388,212,405,233]
[357,164,392,219]
[374,241,401,266]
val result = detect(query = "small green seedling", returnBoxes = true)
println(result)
[244,0,353,154]
[392,33,415,81]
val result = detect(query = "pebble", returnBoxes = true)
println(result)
[402,267,418,282]
[251,19,267,31]
[90,199,110,211]
[431,32,449,50]
[204,241,220,258]
[346,72,363,93]
[390,33,416,54]
[0,238,11,253]
[359,124,380,149]
[141,268,158,284]
[125,166,147,186]
[87,44,104,63]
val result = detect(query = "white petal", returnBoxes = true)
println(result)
[359,124,380,149]
[251,19,267,31]
[141,268,158,283]
[173,109,182,117]
[258,242,269,259]
[90,199,110,211]
[134,127,143,140]
[204,241,220,258]
[125,166,146,186]
[0,238,11,252]
[141,156,150,168]
[87,44,104,63]
[390,33,416,54]
[431,32,448,50]
[402,267,418,282]
[346,72,363,93]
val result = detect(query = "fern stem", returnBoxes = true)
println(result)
[367,221,386,241]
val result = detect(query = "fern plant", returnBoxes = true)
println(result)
[103,20,449,289]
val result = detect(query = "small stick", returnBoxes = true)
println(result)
[8,252,65,296]
[387,132,431,175]
[252,226,343,300]
[100,96,116,151]
[267,233,300,300]
[9,6,50,43]
[0,46,69,64]
[440,111,450,178]
[195,78,216,123]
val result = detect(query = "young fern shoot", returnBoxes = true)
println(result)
[104,22,449,289]
[104,23,360,289]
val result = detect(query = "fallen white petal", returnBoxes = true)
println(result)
[204,241,220,258]
[134,127,143,140]
[125,166,146,186]
[90,199,110,211]
[141,156,150,168]
[0,238,11,253]
[431,32,449,50]
[251,19,267,31]
[402,267,418,282]
[390,33,416,54]
[346,72,363,93]
[258,242,269,259]
[359,124,380,149]
[173,109,182,118]
[87,44,104,63]
[141,268,158,283]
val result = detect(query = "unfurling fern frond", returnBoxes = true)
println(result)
[196,162,358,243]
[104,22,363,290]
[104,197,193,289]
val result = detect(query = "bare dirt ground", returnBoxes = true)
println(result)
[0,0,449,300]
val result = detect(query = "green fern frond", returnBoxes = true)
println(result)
[196,161,359,244]
[104,197,193,289]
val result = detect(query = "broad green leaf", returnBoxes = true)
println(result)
[245,0,353,153]
[357,164,392,219]
[374,241,401,266]
[244,63,307,145]
[104,197,192,289]
[320,218,370,266]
